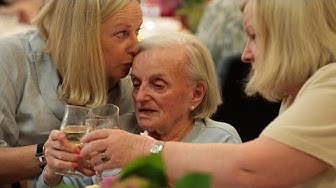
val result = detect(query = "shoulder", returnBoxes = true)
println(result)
[187,118,242,143]
[0,29,47,80]
[0,29,42,63]
[297,63,336,100]
[261,63,336,167]
[205,118,241,139]
[0,32,29,78]
[0,32,25,55]
[302,63,336,88]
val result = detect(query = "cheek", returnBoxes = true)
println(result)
[160,93,189,114]
[103,48,120,64]
[101,38,125,63]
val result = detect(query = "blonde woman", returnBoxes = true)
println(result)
[81,0,336,187]
[0,0,142,187]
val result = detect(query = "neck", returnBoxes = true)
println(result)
[149,120,195,141]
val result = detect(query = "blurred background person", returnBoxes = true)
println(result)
[196,0,246,67]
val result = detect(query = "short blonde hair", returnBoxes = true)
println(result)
[32,0,138,107]
[241,0,336,101]
[139,32,222,119]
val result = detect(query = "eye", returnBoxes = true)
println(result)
[154,84,164,89]
[153,80,165,90]
[116,30,129,38]
[132,79,141,90]
[249,33,256,40]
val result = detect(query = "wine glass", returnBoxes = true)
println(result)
[85,103,120,184]
[55,104,91,176]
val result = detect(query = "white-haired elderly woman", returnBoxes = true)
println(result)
[80,32,241,185]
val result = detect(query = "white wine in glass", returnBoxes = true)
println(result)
[63,125,89,145]
[55,104,91,177]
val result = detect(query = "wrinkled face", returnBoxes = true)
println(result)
[131,47,194,134]
[241,2,258,64]
[101,1,143,80]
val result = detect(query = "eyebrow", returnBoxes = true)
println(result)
[130,72,167,80]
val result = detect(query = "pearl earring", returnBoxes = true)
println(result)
[190,106,195,111]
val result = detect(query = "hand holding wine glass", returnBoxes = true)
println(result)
[85,103,120,184]
[54,104,92,177]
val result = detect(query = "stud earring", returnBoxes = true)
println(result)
[190,106,195,111]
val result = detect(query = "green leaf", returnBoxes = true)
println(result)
[120,153,168,187]
[175,172,212,188]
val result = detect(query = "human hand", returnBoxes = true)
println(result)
[43,130,95,185]
[80,129,155,173]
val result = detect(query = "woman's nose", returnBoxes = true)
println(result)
[128,35,140,56]
[241,45,253,63]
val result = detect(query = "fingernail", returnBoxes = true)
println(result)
[75,147,81,154]
[72,162,79,168]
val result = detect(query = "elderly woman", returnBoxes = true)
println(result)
[80,32,241,179]
[129,32,241,143]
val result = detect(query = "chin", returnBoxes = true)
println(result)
[138,123,155,131]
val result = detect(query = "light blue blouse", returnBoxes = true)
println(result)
[0,29,136,187]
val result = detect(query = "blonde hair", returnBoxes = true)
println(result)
[32,0,137,107]
[241,0,336,101]
[139,32,222,119]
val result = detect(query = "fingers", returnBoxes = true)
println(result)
[76,160,95,176]
[80,129,145,172]
[91,156,122,174]
[49,130,66,141]
[45,148,82,172]
[44,130,84,173]
[80,139,107,157]
[46,130,81,153]
[81,129,111,143]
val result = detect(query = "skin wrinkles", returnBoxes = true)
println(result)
[101,1,143,82]
[131,47,195,141]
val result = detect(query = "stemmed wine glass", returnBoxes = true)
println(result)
[85,103,121,184]
[55,104,91,176]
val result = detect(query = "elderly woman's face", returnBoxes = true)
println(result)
[101,0,143,80]
[241,2,258,64]
[131,47,195,135]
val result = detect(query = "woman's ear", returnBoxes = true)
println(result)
[190,81,206,109]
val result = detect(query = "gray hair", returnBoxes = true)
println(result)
[139,32,222,119]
